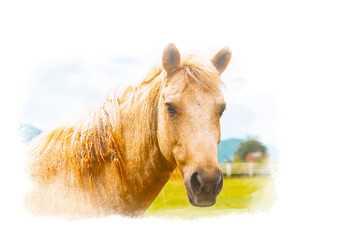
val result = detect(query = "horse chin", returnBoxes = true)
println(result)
[187,194,216,208]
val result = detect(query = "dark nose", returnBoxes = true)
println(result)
[190,168,223,196]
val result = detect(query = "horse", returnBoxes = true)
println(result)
[25,43,232,218]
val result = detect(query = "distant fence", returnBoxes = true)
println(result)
[219,162,277,177]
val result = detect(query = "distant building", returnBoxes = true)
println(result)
[245,151,264,162]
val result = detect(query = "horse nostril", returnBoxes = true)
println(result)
[190,171,203,194]
[216,173,223,194]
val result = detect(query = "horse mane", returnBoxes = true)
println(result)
[28,97,125,189]
[27,54,223,190]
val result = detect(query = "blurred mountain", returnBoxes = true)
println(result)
[18,124,42,144]
[217,138,245,163]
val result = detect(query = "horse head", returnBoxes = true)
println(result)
[157,43,231,207]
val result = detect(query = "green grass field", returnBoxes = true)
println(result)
[145,176,276,219]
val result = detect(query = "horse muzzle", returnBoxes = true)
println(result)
[184,167,223,207]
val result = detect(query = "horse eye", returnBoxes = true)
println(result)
[219,104,226,117]
[165,102,177,115]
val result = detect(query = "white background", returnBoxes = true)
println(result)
[1,0,338,239]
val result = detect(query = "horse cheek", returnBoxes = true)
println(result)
[157,113,175,164]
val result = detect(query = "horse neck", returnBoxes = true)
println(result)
[118,80,175,208]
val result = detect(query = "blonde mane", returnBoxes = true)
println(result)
[27,54,223,194]
[28,97,125,189]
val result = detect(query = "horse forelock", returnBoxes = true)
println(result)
[143,54,224,93]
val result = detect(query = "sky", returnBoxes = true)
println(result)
[1,0,338,239]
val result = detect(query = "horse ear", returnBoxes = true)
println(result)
[211,47,232,74]
[162,43,181,73]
